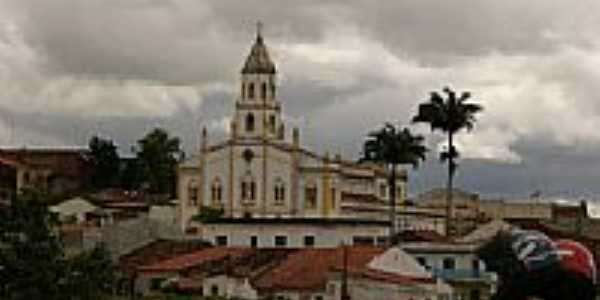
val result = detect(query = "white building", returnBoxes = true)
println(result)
[177,28,407,246]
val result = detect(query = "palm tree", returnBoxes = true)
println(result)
[412,86,482,236]
[361,123,427,245]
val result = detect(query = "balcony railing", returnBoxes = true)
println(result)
[431,268,495,282]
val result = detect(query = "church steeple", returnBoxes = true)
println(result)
[235,23,283,141]
[241,22,276,75]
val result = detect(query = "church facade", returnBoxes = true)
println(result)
[177,29,407,247]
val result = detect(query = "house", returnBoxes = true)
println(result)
[401,242,496,300]
[135,247,256,296]
[0,156,19,202]
[0,148,90,197]
[177,27,406,245]
[326,246,453,300]
[197,217,389,248]
[134,245,451,300]
[50,197,99,223]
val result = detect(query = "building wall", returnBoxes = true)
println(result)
[479,200,552,220]
[178,167,200,229]
[199,223,389,248]
[329,277,441,300]
[402,243,496,300]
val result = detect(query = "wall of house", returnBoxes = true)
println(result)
[329,277,440,300]
[199,223,388,248]
[402,244,495,300]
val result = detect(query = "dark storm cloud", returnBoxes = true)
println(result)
[1,0,600,198]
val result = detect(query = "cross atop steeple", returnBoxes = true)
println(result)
[256,20,263,41]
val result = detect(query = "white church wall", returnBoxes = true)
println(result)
[204,147,230,207]
[177,168,200,229]
[199,222,388,248]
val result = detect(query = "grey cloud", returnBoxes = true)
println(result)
[2,1,600,198]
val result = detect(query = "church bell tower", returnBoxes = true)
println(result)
[233,23,284,141]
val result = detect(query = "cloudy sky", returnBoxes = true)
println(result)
[1,0,600,199]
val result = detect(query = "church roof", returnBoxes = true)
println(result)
[241,31,276,74]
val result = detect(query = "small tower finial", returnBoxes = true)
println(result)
[256,20,263,41]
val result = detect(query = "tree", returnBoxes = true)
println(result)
[361,124,427,245]
[135,128,184,196]
[63,246,116,300]
[88,135,120,189]
[0,188,64,300]
[412,86,482,236]
[0,188,115,300]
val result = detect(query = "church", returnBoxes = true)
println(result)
[177,28,407,248]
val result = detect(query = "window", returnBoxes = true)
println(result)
[472,259,480,271]
[248,83,255,99]
[443,257,456,270]
[416,257,428,268]
[305,185,317,209]
[269,115,276,132]
[241,82,245,98]
[379,183,387,198]
[314,296,324,300]
[470,289,481,300]
[261,82,267,100]
[241,175,257,202]
[211,284,219,296]
[274,235,288,247]
[270,77,276,98]
[246,113,255,132]
[211,178,222,204]
[215,235,228,246]
[274,178,285,205]
[251,236,258,248]
[188,180,198,206]
[304,235,315,247]
[331,187,336,209]
[353,236,375,246]
[150,278,165,290]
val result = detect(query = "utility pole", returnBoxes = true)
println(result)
[341,243,350,300]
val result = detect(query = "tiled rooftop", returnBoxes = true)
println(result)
[253,246,385,292]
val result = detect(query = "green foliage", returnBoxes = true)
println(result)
[361,124,427,244]
[192,206,224,223]
[412,86,483,236]
[362,123,427,169]
[0,188,64,300]
[89,135,121,190]
[134,128,184,196]
[412,86,483,176]
[62,245,116,299]
[0,188,116,300]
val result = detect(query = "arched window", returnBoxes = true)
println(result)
[331,187,336,209]
[269,77,276,98]
[248,83,255,99]
[261,82,267,100]
[211,178,222,204]
[188,180,198,206]
[274,178,285,205]
[305,181,317,209]
[269,115,276,133]
[246,113,255,132]
[241,174,256,203]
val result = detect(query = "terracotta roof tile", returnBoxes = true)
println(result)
[139,247,251,273]
[119,239,210,275]
[253,246,384,292]
[342,267,436,285]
